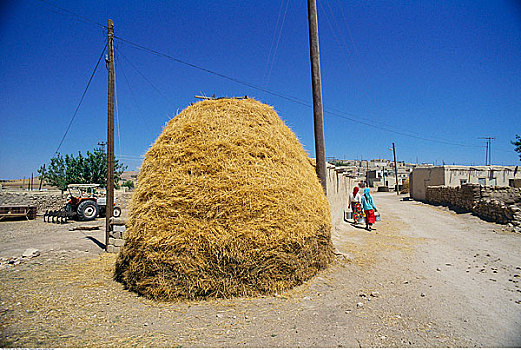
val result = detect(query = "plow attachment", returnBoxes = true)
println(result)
[43,209,69,224]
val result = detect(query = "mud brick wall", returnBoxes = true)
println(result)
[0,191,65,213]
[0,190,133,216]
[327,165,356,228]
[426,184,521,228]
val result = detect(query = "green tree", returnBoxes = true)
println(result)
[122,180,134,189]
[39,147,126,191]
[513,135,521,161]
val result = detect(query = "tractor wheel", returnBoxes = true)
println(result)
[113,206,121,218]
[77,200,99,221]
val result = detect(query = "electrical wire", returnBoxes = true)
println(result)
[116,47,174,108]
[35,0,107,30]
[117,52,147,121]
[114,54,122,159]
[262,0,286,87]
[263,0,290,88]
[114,35,490,149]
[29,0,514,154]
[318,0,354,73]
[53,41,108,156]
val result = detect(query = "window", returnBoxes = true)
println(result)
[478,178,486,185]
[460,179,467,185]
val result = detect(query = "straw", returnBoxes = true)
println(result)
[114,98,333,300]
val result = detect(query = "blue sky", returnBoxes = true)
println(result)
[1,0,520,179]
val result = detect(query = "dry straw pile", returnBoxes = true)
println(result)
[115,98,333,300]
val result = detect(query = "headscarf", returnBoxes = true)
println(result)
[364,187,371,198]
[353,187,359,197]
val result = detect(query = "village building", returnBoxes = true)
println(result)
[410,165,521,201]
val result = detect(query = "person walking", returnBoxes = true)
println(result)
[348,186,363,224]
[361,187,377,231]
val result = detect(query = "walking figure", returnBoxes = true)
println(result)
[361,187,378,231]
[348,186,363,224]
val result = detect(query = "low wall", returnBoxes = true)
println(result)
[0,190,134,216]
[326,165,355,228]
[0,191,66,213]
[425,184,521,229]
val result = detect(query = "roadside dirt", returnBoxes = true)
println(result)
[1,193,520,347]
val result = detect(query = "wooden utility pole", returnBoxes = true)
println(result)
[479,137,495,166]
[307,0,327,194]
[38,164,45,191]
[106,19,115,251]
[30,173,33,191]
[485,141,489,165]
[392,143,399,195]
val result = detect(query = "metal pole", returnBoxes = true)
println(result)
[392,143,399,195]
[307,0,327,195]
[106,19,115,251]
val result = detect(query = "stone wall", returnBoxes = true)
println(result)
[0,190,134,216]
[425,184,521,231]
[0,191,66,213]
[106,217,127,253]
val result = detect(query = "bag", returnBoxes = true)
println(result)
[346,211,353,220]
[375,212,381,221]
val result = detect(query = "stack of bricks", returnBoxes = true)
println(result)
[107,217,126,253]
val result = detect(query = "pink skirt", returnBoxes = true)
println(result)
[365,209,376,224]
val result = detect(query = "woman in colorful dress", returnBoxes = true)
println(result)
[361,187,378,231]
[348,186,363,224]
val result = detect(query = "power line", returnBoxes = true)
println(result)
[478,137,495,165]
[115,35,310,106]
[116,47,173,106]
[114,58,122,159]
[28,1,515,154]
[262,0,291,88]
[115,35,487,149]
[53,41,108,156]
[35,0,107,30]
[262,0,286,87]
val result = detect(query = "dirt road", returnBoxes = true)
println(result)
[1,192,520,347]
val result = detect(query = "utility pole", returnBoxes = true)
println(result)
[38,164,45,191]
[30,173,33,191]
[392,143,399,195]
[485,141,488,165]
[106,19,115,251]
[479,137,495,166]
[366,160,369,187]
[307,0,327,194]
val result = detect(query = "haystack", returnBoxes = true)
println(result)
[114,98,333,300]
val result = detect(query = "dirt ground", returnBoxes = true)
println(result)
[1,192,520,347]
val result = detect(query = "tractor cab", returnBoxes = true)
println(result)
[66,184,100,206]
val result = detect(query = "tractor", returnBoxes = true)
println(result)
[44,184,121,223]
